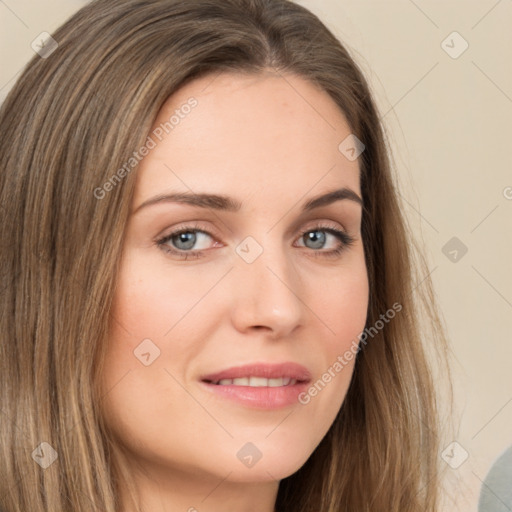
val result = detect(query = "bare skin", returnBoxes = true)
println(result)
[100,70,369,512]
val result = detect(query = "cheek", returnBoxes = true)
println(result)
[310,248,369,351]
[296,251,368,417]
[110,253,214,340]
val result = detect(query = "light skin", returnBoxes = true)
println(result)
[100,70,369,512]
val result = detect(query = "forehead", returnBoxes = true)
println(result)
[133,71,361,207]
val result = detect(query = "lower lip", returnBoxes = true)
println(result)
[200,381,309,409]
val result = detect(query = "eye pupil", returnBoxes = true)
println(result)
[304,230,326,249]
[174,231,196,250]
[160,226,348,259]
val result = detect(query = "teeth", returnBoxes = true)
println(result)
[249,376,268,387]
[214,377,298,387]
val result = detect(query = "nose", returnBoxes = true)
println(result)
[229,241,305,339]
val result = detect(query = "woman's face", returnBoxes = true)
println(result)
[101,71,368,490]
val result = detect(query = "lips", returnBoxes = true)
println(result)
[199,362,313,409]
[200,362,312,385]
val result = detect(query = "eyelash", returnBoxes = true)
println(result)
[155,222,356,260]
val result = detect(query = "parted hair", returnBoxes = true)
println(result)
[0,0,452,510]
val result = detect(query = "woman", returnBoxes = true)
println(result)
[0,0,453,510]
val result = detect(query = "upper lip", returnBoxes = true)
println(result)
[200,362,312,384]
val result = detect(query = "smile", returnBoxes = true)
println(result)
[212,377,297,387]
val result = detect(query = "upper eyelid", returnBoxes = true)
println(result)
[159,220,347,237]
[157,221,351,248]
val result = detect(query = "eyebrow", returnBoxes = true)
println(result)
[133,187,363,214]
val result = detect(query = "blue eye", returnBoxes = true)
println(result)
[297,227,354,254]
[166,230,212,252]
[156,222,355,260]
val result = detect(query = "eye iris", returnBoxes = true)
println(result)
[304,230,326,249]
[166,228,336,253]
[173,231,196,250]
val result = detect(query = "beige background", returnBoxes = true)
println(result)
[1,0,511,510]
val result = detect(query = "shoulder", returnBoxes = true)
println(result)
[478,445,512,512]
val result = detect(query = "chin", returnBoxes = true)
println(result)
[210,439,316,483]
[222,457,308,483]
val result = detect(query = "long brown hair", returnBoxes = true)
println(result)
[0,0,453,510]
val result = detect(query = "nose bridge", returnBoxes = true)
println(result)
[230,231,304,334]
